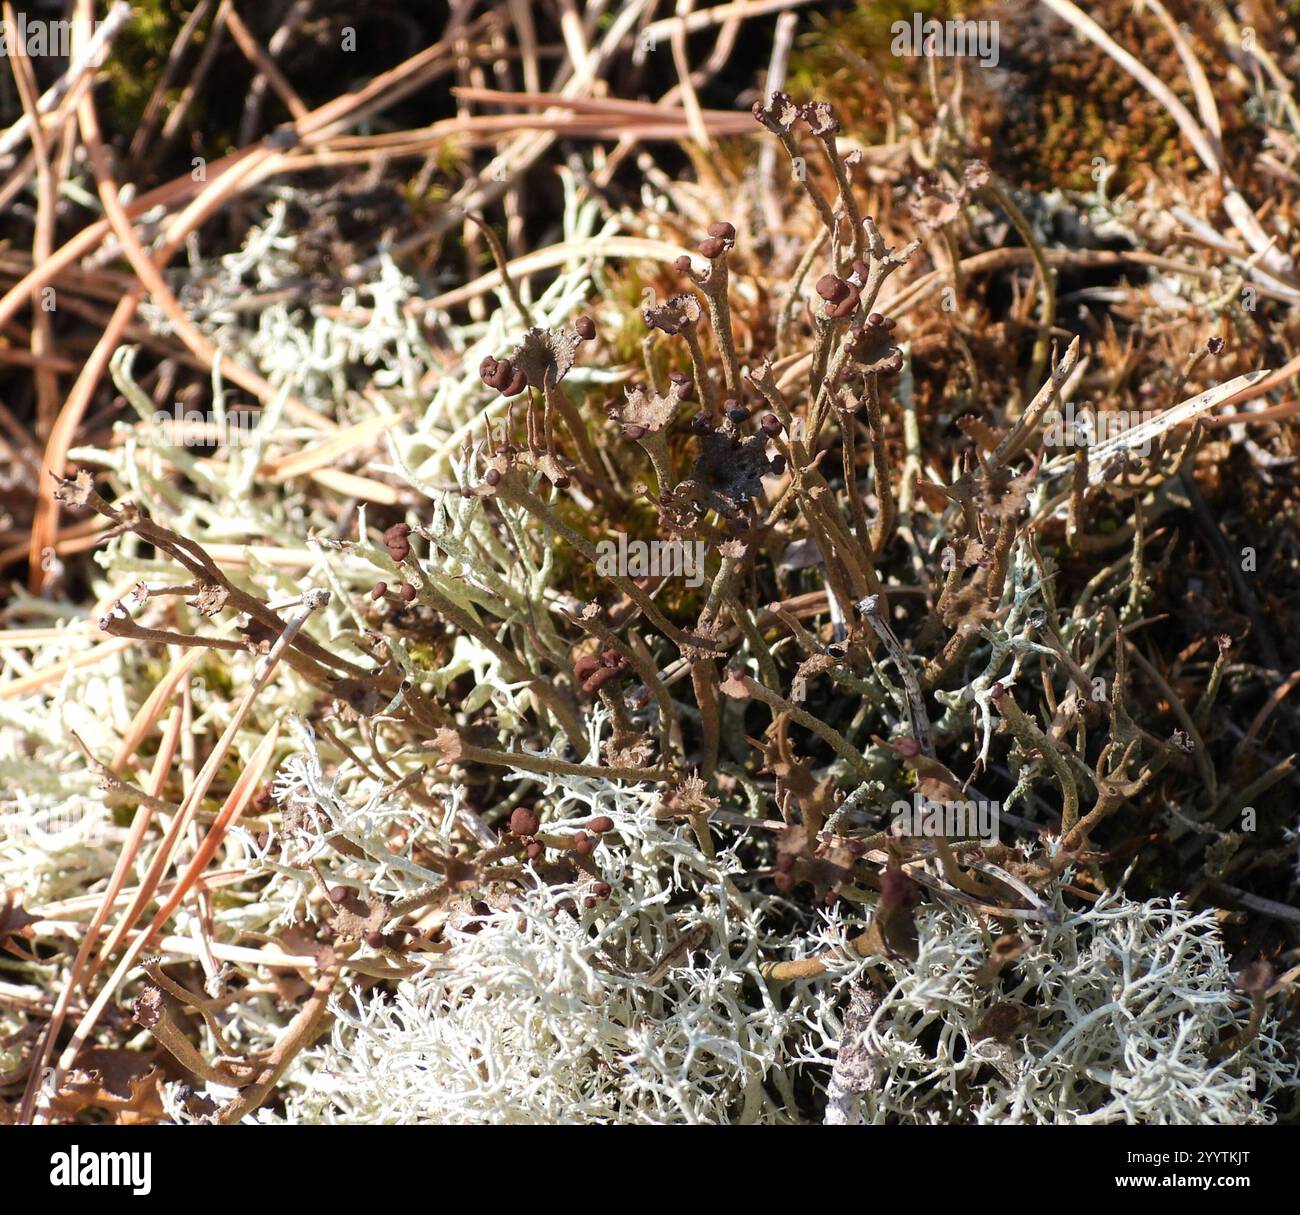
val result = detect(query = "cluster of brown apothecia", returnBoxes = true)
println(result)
[350,94,923,929]
[573,649,632,696]
[505,808,617,906]
[478,354,528,398]
[345,90,1202,949]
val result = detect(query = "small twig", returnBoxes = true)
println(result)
[424,730,667,784]
[0,0,131,162]
[857,595,933,755]
[720,670,876,782]
[216,965,341,1123]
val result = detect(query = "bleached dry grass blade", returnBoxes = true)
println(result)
[307,469,401,505]
[20,592,323,1122]
[16,703,187,1125]
[0,636,134,699]
[1042,369,1271,483]
[0,0,131,160]
[262,415,392,482]
[26,724,280,1124]
[423,236,693,313]
[109,650,204,774]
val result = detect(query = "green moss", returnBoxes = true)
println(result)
[603,270,654,366]
[787,0,950,133]
[99,0,196,137]
[790,0,949,86]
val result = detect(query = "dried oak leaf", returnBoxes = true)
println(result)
[514,326,582,389]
